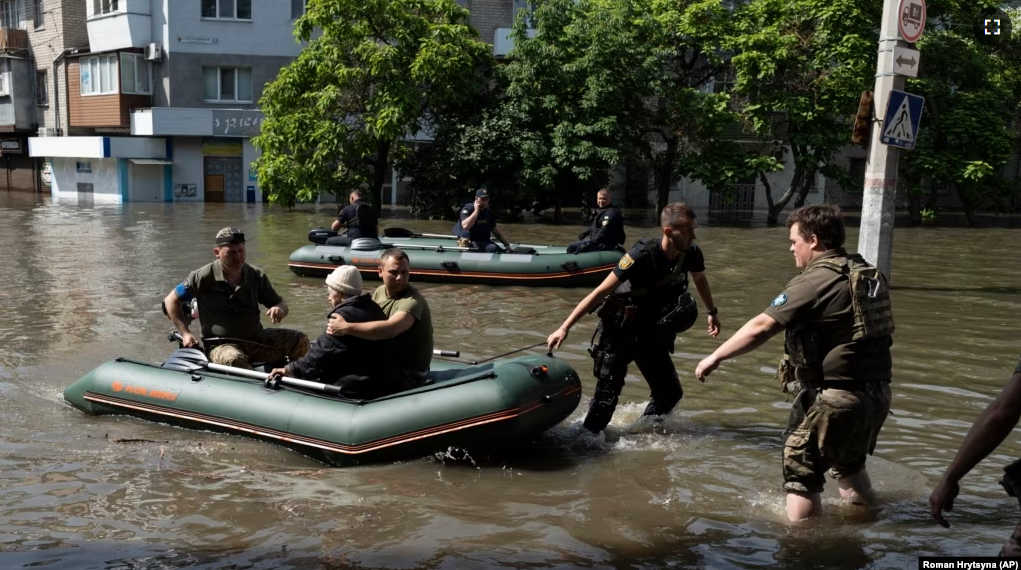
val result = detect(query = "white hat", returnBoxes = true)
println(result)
[325,266,362,295]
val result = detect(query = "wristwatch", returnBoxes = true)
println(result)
[707,307,719,316]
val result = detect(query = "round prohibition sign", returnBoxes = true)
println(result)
[897,0,926,43]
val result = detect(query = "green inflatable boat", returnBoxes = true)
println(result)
[63,348,582,466]
[288,228,622,287]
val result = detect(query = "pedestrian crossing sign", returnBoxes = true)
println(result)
[880,89,925,149]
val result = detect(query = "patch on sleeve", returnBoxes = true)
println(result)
[601,217,609,226]
[617,253,635,270]
[174,281,194,302]
[461,209,469,215]
[771,292,788,307]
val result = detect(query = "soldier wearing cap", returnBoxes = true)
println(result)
[269,266,402,399]
[453,188,512,253]
[163,227,309,368]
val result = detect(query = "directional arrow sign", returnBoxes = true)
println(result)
[893,46,920,77]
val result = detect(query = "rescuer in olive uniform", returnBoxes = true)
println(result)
[547,203,722,434]
[696,204,894,523]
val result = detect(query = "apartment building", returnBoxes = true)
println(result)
[28,0,304,203]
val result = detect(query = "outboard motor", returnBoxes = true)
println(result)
[350,237,384,251]
[308,228,338,244]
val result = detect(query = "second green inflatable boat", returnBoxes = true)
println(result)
[63,348,583,466]
[288,228,623,287]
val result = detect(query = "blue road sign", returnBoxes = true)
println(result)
[880,89,925,149]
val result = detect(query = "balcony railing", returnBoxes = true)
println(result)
[0,27,28,51]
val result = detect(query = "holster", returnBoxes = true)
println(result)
[1001,459,1021,507]
[776,355,801,401]
[595,297,636,332]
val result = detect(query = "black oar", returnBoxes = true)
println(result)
[163,348,345,395]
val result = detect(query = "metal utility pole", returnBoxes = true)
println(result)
[858,0,906,281]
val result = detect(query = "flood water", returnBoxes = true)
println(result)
[1,192,1020,569]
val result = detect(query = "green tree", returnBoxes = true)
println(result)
[251,0,494,213]
[728,0,881,225]
[902,2,1020,225]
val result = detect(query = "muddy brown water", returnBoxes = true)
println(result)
[1,192,1020,569]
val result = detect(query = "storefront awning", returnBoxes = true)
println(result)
[129,158,173,165]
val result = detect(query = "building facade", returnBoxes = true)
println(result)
[28,0,304,203]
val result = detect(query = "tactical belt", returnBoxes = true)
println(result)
[810,379,890,391]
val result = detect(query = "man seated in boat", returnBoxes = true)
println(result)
[269,266,404,399]
[567,188,626,254]
[327,248,434,388]
[326,189,379,247]
[163,227,310,369]
[453,188,513,253]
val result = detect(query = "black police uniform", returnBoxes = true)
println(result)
[326,200,379,246]
[567,205,626,254]
[584,237,703,433]
[453,203,502,253]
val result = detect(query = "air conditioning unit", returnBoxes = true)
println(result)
[144,43,163,61]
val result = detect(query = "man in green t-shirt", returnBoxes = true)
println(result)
[327,248,434,387]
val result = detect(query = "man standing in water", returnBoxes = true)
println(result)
[696,204,893,523]
[930,356,1021,556]
[546,202,721,434]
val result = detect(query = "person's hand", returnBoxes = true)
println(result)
[547,327,569,351]
[929,476,961,528]
[266,306,285,324]
[180,332,199,348]
[695,354,720,383]
[327,313,349,336]
[503,242,512,251]
[269,367,287,379]
[474,197,485,211]
[707,314,721,338]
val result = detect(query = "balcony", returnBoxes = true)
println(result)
[0,28,28,52]
[493,28,536,58]
[86,0,151,52]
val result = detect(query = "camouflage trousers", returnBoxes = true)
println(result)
[208,328,310,369]
[782,381,892,494]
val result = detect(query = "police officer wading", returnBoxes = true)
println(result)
[696,204,894,523]
[567,188,626,254]
[547,203,722,434]
[326,189,378,246]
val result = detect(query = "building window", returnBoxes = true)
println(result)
[80,55,118,95]
[77,182,94,194]
[848,158,866,192]
[35,70,48,105]
[290,0,306,19]
[203,67,253,102]
[202,0,251,20]
[34,0,43,28]
[0,0,17,28]
[120,53,151,94]
[512,0,535,27]
[92,0,118,16]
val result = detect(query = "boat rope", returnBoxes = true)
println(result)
[471,341,548,365]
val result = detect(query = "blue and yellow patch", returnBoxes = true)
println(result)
[618,253,634,270]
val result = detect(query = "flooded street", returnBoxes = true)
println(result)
[2,192,1020,569]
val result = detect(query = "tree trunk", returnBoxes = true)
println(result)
[763,167,802,226]
[370,141,391,218]
[907,175,923,226]
[654,138,679,220]
[955,183,977,227]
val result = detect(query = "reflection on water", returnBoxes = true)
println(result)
[2,192,1020,568]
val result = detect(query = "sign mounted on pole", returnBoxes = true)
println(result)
[898,0,926,43]
[880,89,925,150]
[892,46,920,77]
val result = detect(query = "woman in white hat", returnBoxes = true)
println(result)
[270,266,402,399]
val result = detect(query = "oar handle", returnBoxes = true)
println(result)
[433,349,460,357]
[206,362,338,393]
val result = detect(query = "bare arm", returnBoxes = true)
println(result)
[328,311,415,340]
[931,371,1021,527]
[546,272,621,349]
[331,219,342,231]
[492,226,511,247]
[944,373,1021,483]
[695,313,784,381]
[691,271,721,337]
[461,206,481,230]
[164,290,191,335]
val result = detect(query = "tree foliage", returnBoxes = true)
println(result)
[252,0,494,211]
